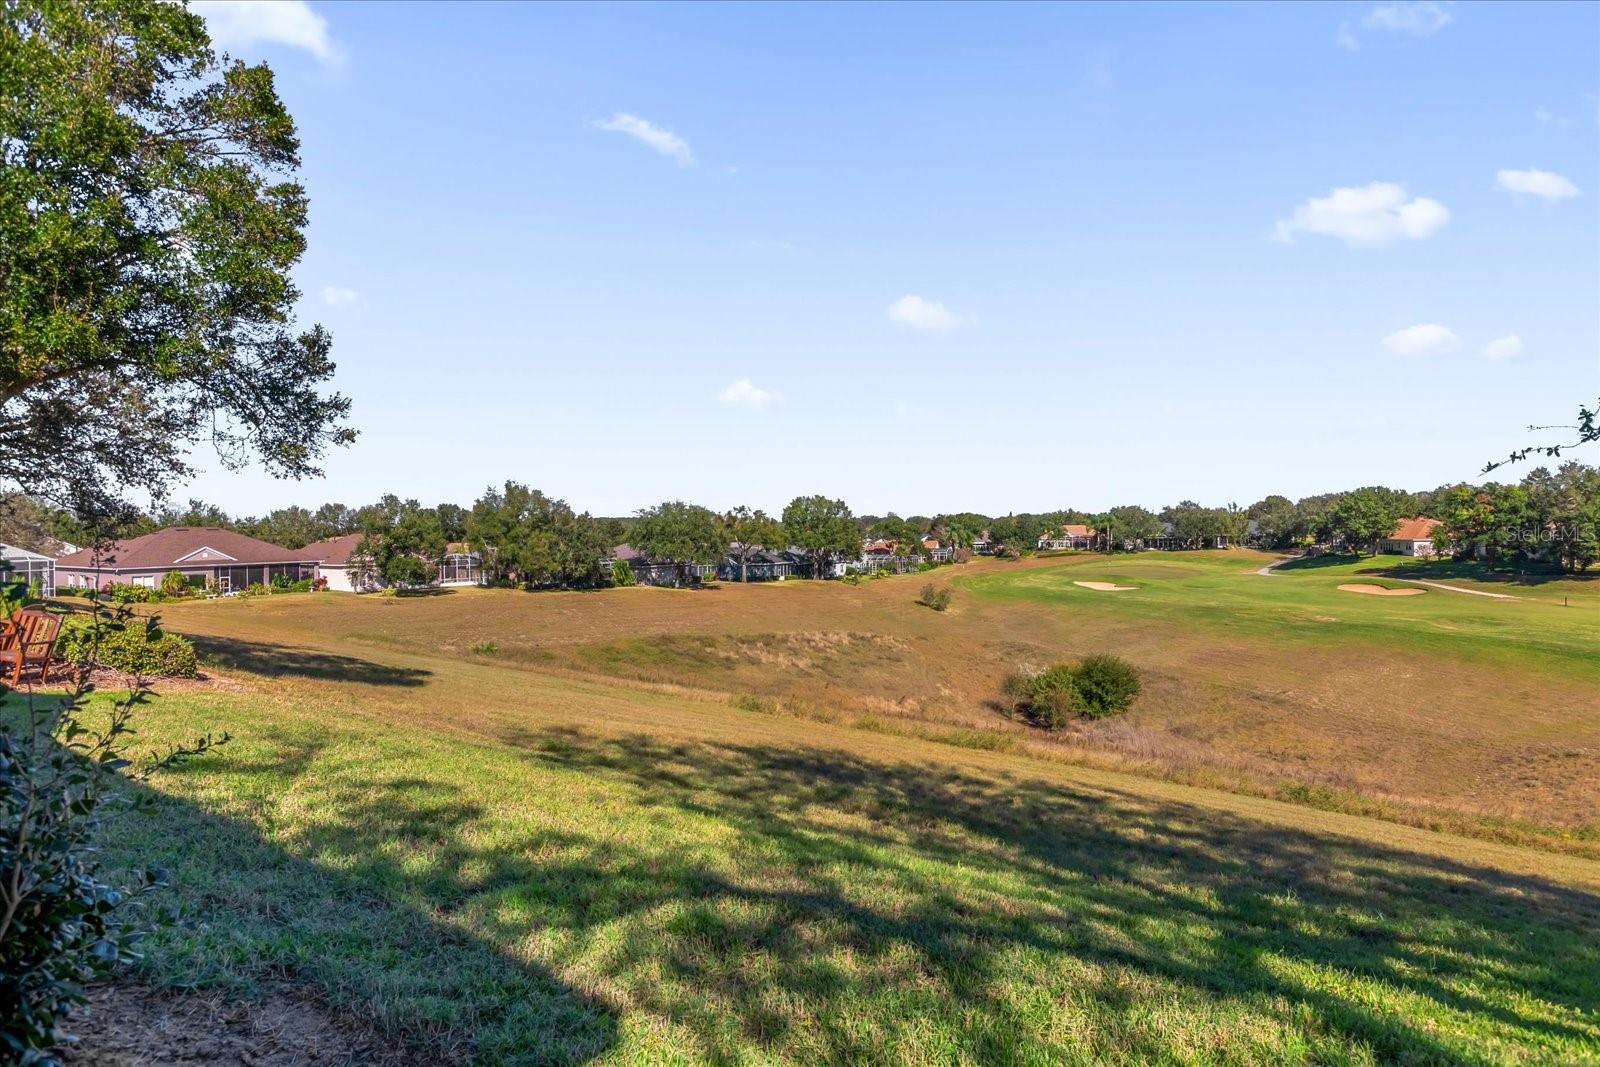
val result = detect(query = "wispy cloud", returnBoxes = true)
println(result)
[594,113,695,166]
[1339,2,1454,48]
[1534,106,1572,129]
[1273,182,1448,247]
[1383,323,1460,356]
[191,1,342,65]
[321,286,359,307]
[1483,335,1524,361]
[887,295,971,332]
[718,378,778,408]
[1495,167,1580,200]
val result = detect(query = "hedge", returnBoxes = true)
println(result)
[56,617,198,678]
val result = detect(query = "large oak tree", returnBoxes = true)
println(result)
[1,0,353,527]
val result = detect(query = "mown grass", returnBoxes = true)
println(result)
[142,551,1600,847]
[42,683,1600,1066]
[964,552,1600,683]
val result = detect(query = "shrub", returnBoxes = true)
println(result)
[158,570,191,598]
[58,616,199,678]
[1070,654,1143,718]
[917,583,952,612]
[469,640,498,655]
[1001,656,1141,729]
[1,603,225,1058]
[1021,665,1082,729]
[101,582,162,604]
[610,559,636,587]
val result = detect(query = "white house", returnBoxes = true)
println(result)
[1380,517,1443,557]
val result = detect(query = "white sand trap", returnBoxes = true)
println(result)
[1074,580,1138,591]
[1338,583,1425,597]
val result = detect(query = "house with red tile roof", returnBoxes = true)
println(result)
[1038,524,1096,551]
[1380,517,1444,557]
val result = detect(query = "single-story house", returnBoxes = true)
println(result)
[298,533,380,592]
[1,542,55,596]
[55,527,316,593]
[299,535,485,591]
[1381,517,1443,557]
[718,548,797,582]
[1038,524,1095,551]
[777,548,848,579]
[610,544,717,587]
[923,538,954,562]
[971,536,994,555]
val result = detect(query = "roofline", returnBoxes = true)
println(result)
[173,545,238,563]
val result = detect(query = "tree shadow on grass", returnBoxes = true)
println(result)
[1364,559,1597,588]
[141,717,1599,1064]
[511,729,1600,1062]
[1274,554,1367,572]
[189,636,430,687]
[100,738,617,1064]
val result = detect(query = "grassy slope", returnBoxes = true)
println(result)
[59,657,1600,1066]
[145,551,1600,843]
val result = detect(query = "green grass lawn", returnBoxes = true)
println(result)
[961,552,1600,684]
[27,670,1600,1065]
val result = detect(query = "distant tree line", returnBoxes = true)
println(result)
[4,458,1596,580]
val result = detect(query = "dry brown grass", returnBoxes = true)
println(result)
[149,552,1600,852]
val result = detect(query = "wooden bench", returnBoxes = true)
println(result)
[0,609,63,686]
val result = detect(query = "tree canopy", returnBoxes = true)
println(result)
[0,0,353,527]
[724,506,786,581]
[466,482,608,588]
[782,495,857,575]
[632,500,728,585]
[1326,487,1408,554]
[356,496,446,586]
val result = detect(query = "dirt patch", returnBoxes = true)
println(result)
[1073,581,1138,592]
[1337,584,1425,597]
[65,980,432,1066]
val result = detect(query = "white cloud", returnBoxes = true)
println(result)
[191,1,341,65]
[321,286,358,306]
[1338,2,1453,48]
[1495,167,1580,200]
[1383,323,1460,356]
[1534,107,1572,129]
[1483,335,1525,360]
[594,113,695,166]
[887,295,971,331]
[1273,182,1449,247]
[717,378,777,408]
[1363,2,1453,35]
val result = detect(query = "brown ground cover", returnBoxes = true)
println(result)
[147,550,1600,849]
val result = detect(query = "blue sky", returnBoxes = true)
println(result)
[183,0,1599,518]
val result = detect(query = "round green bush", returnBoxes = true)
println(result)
[1001,656,1142,729]
[1070,654,1143,718]
[57,617,198,678]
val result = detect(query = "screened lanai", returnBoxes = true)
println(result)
[1,543,55,596]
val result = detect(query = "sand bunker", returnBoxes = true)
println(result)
[1074,581,1137,592]
[1338,583,1424,597]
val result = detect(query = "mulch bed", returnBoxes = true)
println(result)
[62,981,432,1067]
